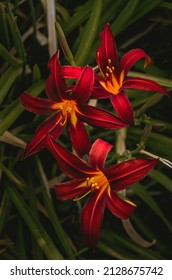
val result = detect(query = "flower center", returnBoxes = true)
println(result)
[52,100,78,127]
[100,58,124,95]
[74,171,110,201]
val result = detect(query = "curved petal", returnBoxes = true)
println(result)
[73,66,94,104]
[62,66,83,79]
[107,191,136,219]
[91,73,112,99]
[46,75,60,101]
[80,189,107,248]
[105,158,158,191]
[120,48,151,76]
[89,139,113,169]
[96,24,119,75]
[48,52,67,99]
[123,77,169,96]
[79,104,127,129]
[91,85,112,99]
[55,178,89,200]
[23,114,62,159]
[20,93,57,114]
[68,119,91,156]
[110,91,134,126]
[46,134,95,179]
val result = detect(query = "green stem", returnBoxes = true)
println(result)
[7,184,64,260]
[36,157,75,259]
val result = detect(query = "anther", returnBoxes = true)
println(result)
[108,59,111,64]
[66,107,71,113]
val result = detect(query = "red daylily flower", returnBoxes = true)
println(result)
[46,134,158,248]
[94,24,169,125]
[20,52,127,158]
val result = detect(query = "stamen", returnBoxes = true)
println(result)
[108,59,111,64]
[66,107,72,113]
[60,114,67,126]
[73,189,92,201]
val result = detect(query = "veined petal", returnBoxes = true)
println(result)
[96,24,119,75]
[48,52,67,99]
[20,92,57,114]
[46,75,60,101]
[46,134,95,179]
[110,91,134,126]
[107,191,136,219]
[68,119,91,156]
[62,66,83,79]
[105,158,158,191]
[55,178,89,200]
[80,188,107,248]
[23,113,62,159]
[79,104,127,129]
[123,77,169,96]
[89,139,113,169]
[73,66,94,104]
[120,48,151,76]
[91,74,112,99]
[91,85,112,99]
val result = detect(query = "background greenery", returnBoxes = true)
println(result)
[0,0,172,260]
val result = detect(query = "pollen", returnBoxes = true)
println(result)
[53,100,78,127]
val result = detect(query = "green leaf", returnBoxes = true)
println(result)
[74,0,103,65]
[131,183,172,232]
[0,80,45,136]
[0,66,22,104]
[32,64,41,83]
[7,184,64,260]
[0,3,10,48]
[0,190,11,235]
[111,0,139,36]
[6,3,26,65]
[0,43,22,66]
[36,157,75,259]
[62,0,93,35]
[129,0,163,26]
[103,230,164,259]
[148,169,172,193]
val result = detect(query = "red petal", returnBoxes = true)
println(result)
[91,73,112,99]
[62,66,83,79]
[105,158,158,191]
[91,85,112,99]
[110,91,134,125]
[48,52,67,99]
[80,189,107,248]
[124,77,169,96]
[79,104,127,129]
[55,179,89,200]
[23,114,62,158]
[68,119,91,156]
[46,75,60,101]
[120,48,151,76]
[46,134,95,179]
[107,191,136,219]
[74,66,94,104]
[96,24,119,75]
[89,139,113,169]
[20,93,57,114]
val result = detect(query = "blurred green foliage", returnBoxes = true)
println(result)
[0,0,172,260]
